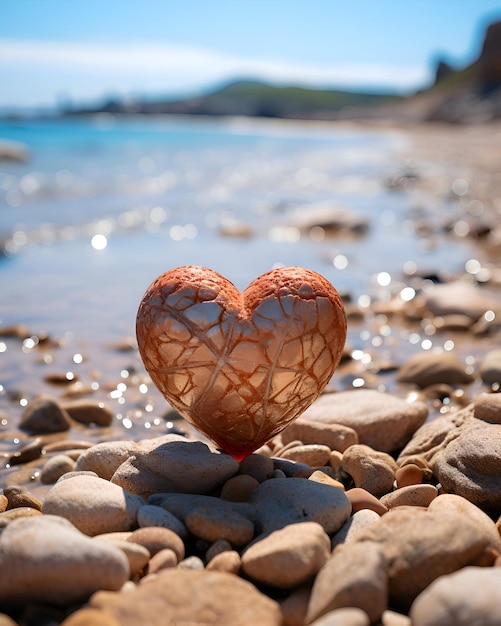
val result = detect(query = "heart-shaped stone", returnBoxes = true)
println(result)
[136,266,346,460]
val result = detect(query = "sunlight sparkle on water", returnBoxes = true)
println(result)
[91,234,108,250]
[452,178,469,196]
[465,258,481,275]
[400,287,416,302]
[376,272,391,287]
[333,254,348,270]
[169,224,198,241]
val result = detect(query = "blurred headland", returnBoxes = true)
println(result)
[7,19,501,125]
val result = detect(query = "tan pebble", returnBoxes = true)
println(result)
[0,507,43,528]
[62,400,114,426]
[280,586,310,626]
[300,389,428,453]
[276,440,303,456]
[238,454,274,482]
[398,456,433,481]
[331,509,381,550]
[380,484,438,509]
[434,422,501,516]
[397,351,474,388]
[137,573,157,585]
[57,470,99,482]
[410,566,501,626]
[127,526,185,561]
[93,538,150,578]
[205,538,233,562]
[329,450,343,471]
[44,372,80,385]
[421,383,455,402]
[59,449,88,461]
[0,515,129,607]
[433,314,472,332]
[220,474,260,501]
[94,531,133,543]
[177,555,204,570]
[381,609,412,626]
[111,438,239,498]
[395,464,424,488]
[90,568,282,625]
[309,470,345,489]
[0,322,30,338]
[473,391,501,424]
[308,607,371,626]
[0,495,7,513]
[342,445,397,497]
[60,608,121,626]
[479,349,501,386]
[346,488,388,516]
[241,521,330,589]
[43,474,144,536]
[40,454,76,484]
[306,541,387,624]
[119,578,142,593]
[75,440,137,480]
[8,437,44,465]
[147,548,178,574]
[281,418,359,453]
[185,506,254,548]
[428,493,501,552]
[19,395,72,433]
[355,507,495,611]
[281,444,331,467]
[206,550,241,574]
[4,485,42,511]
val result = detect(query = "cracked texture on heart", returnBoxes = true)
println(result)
[136,265,347,460]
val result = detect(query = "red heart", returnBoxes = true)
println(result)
[136,266,346,460]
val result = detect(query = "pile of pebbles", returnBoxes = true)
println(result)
[0,382,500,625]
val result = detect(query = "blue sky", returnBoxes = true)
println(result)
[1,0,501,110]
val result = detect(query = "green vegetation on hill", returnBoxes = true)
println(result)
[64,79,402,119]
[205,80,400,116]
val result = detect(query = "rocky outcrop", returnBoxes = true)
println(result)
[477,21,501,93]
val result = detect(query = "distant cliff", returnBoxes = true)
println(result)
[63,80,401,120]
[63,20,501,124]
[417,19,501,122]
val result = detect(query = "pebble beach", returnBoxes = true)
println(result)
[1,118,501,625]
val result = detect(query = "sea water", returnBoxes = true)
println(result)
[0,115,475,406]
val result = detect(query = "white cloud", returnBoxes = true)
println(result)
[0,39,429,107]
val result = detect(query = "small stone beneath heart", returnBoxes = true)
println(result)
[136,266,347,460]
